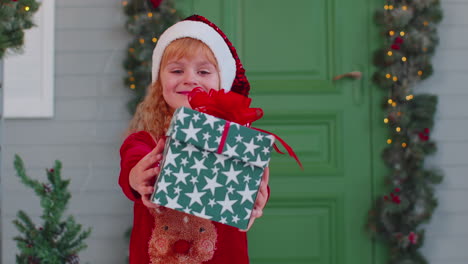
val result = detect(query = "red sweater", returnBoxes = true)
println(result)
[119,131,250,264]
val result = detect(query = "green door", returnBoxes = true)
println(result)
[178,1,373,263]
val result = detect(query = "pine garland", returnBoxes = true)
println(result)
[122,0,183,114]
[368,1,444,263]
[12,155,91,264]
[0,0,40,59]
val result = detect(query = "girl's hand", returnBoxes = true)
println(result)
[129,137,166,208]
[241,167,270,232]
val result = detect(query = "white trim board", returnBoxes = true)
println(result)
[3,0,55,119]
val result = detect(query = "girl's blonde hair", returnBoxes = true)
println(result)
[126,38,219,140]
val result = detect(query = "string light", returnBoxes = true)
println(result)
[384,118,389,124]
[25,6,30,11]
[384,5,389,10]
[388,99,393,104]
[406,95,414,100]
[387,139,392,144]
[152,37,158,43]
[128,71,133,75]
[392,102,397,107]
[418,70,423,76]
[139,38,145,44]
[423,21,429,26]
[389,30,395,36]
[402,142,407,148]
[389,5,394,10]
[170,8,177,14]
[129,77,135,82]
[130,84,136,89]
[393,76,398,82]
[396,127,401,132]
[129,48,135,53]
[402,57,407,62]
[388,51,393,56]
[386,73,392,79]
[400,31,405,36]
[402,5,408,10]
[397,112,402,116]
[422,47,428,52]
[122,1,128,6]
[148,12,153,18]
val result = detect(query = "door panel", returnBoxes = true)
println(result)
[176,1,372,263]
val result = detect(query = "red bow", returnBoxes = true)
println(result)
[188,87,303,169]
[188,87,263,126]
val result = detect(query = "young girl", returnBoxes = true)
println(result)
[119,15,270,264]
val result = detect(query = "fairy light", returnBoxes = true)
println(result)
[129,48,135,53]
[139,38,145,44]
[422,47,428,52]
[148,12,153,18]
[152,37,158,43]
[406,94,414,100]
[396,127,401,132]
[389,5,394,10]
[122,1,128,6]
[397,112,402,116]
[402,5,408,10]
[128,71,133,75]
[400,31,405,36]
[388,51,393,56]
[130,84,136,89]
[392,102,397,107]
[25,6,30,11]
[389,30,395,36]
[423,21,429,26]
[384,118,389,124]
[402,57,407,62]
[388,99,393,104]
[386,73,392,79]
[418,70,423,76]
[129,77,135,82]
[393,76,398,82]
[402,142,407,148]
[387,139,392,144]
[384,5,389,10]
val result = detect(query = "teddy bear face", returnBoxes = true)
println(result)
[148,207,217,264]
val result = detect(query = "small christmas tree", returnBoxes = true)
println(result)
[12,155,91,264]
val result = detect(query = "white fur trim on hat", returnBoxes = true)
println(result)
[151,20,236,91]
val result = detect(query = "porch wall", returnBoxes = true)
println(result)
[420,0,468,263]
[1,0,133,263]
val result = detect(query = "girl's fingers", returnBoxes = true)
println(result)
[142,194,159,208]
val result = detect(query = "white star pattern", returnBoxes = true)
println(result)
[164,167,173,175]
[180,157,189,166]
[173,168,190,185]
[255,134,264,142]
[193,113,201,122]
[156,176,171,194]
[164,148,180,168]
[244,174,252,183]
[213,153,229,168]
[262,146,270,155]
[244,208,251,220]
[232,215,240,224]
[235,134,243,143]
[203,114,218,129]
[173,139,181,148]
[217,193,238,215]
[227,185,235,194]
[222,164,242,185]
[219,216,228,224]
[181,122,202,142]
[211,166,220,175]
[243,138,260,156]
[190,176,198,185]
[251,154,268,168]
[183,206,192,214]
[166,195,182,209]
[190,157,208,175]
[185,186,206,207]
[202,132,211,141]
[173,186,182,195]
[237,184,256,204]
[215,136,221,144]
[182,143,199,157]
[208,198,216,207]
[193,207,212,219]
[223,143,238,157]
[177,108,190,125]
[202,150,210,158]
[217,124,224,134]
[203,175,223,196]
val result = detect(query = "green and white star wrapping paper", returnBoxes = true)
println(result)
[151,107,274,229]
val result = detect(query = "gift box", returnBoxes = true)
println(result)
[151,107,275,229]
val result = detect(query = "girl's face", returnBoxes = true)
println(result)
[160,52,220,110]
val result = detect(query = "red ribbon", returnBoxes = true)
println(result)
[188,88,303,169]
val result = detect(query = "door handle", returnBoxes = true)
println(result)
[333,70,364,105]
[333,71,362,81]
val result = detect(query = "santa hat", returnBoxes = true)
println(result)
[151,15,250,97]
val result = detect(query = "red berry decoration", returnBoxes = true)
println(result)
[408,232,418,244]
[394,36,404,44]
[418,128,430,141]
[391,44,401,50]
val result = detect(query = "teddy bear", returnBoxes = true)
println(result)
[148,206,218,264]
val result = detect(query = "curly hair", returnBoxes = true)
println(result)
[126,38,219,140]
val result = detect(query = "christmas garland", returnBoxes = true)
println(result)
[368,1,444,263]
[122,0,182,114]
[0,0,40,59]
